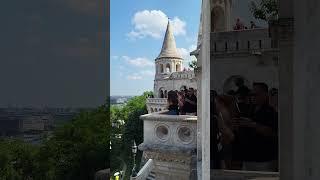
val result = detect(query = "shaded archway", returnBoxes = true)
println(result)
[159,88,164,98]
[176,63,181,72]
[160,64,164,73]
[166,64,171,73]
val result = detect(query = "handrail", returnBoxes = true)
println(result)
[130,159,154,180]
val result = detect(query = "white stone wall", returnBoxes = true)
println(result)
[210,28,279,93]
[211,55,278,93]
[155,58,183,75]
[154,72,197,98]
[146,98,168,113]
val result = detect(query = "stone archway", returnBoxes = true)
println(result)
[160,64,164,73]
[166,64,171,73]
[159,88,165,98]
[176,63,181,72]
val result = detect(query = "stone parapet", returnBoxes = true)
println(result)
[138,111,197,180]
[211,28,277,55]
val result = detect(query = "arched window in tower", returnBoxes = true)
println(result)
[164,90,168,98]
[166,64,171,73]
[159,89,164,98]
[176,63,181,72]
[160,64,164,73]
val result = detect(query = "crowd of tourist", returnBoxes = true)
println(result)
[160,78,278,172]
[211,78,278,172]
[166,87,197,116]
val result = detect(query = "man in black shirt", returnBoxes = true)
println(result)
[235,83,278,171]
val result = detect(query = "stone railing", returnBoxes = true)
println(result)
[170,71,196,79]
[139,111,197,151]
[146,98,167,105]
[211,28,278,54]
[146,98,168,113]
[130,159,154,180]
[138,111,197,180]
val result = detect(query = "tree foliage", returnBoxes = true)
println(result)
[0,104,110,180]
[249,0,278,21]
[0,92,151,180]
[110,92,150,179]
[188,60,197,69]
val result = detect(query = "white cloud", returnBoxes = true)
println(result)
[140,70,155,76]
[127,10,186,40]
[121,56,154,68]
[127,73,143,80]
[177,44,197,60]
[177,44,198,69]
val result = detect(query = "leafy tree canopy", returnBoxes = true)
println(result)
[250,0,278,21]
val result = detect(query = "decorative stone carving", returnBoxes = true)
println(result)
[177,126,195,144]
[155,124,170,142]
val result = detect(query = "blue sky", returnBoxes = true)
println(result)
[110,0,201,96]
[110,0,268,96]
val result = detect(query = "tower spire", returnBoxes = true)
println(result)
[157,19,182,59]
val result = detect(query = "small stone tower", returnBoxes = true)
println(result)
[155,20,183,79]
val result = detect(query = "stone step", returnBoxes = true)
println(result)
[146,171,156,180]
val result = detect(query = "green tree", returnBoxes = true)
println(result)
[188,60,197,69]
[110,92,150,179]
[0,139,39,180]
[249,0,278,21]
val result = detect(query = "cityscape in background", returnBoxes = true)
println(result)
[0,96,133,145]
[110,96,134,105]
[0,107,93,145]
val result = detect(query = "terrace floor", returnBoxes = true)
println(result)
[210,169,279,180]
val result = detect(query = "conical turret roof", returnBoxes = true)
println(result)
[157,20,183,60]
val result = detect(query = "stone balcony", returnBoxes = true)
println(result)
[211,28,279,57]
[139,111,197,154]
[138,111,197,180]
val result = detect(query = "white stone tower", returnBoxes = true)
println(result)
[155,20,183,79]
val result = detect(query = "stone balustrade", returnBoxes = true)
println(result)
[130,159,154,180]
[138,111,197,180]
[146,98,167,105]
[139,111,197,151]
[211,28,278,54]
[146,98,168,113]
